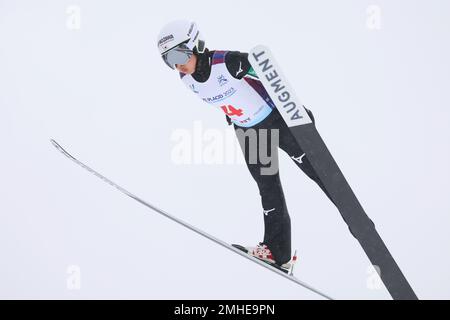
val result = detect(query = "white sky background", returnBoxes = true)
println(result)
[1,0,449,299]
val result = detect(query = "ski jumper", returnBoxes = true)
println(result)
[181,50,334,264]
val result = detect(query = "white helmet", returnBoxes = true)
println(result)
[157,20,206,69]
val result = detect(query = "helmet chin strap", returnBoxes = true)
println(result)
[196,40,206,54]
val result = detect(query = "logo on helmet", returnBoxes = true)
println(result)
[158,34,175,47]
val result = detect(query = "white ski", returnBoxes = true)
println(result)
[50,139,333,300]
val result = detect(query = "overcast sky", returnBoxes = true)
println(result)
[1,0,449,299]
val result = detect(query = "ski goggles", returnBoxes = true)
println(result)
[161,42,193,70]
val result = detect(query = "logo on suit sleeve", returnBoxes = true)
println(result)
[236,61,244,76]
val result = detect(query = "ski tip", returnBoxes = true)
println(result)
[50,139,71,158]
[50,139,65,153]
[50,139,58,148]
[250,44,269,55]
